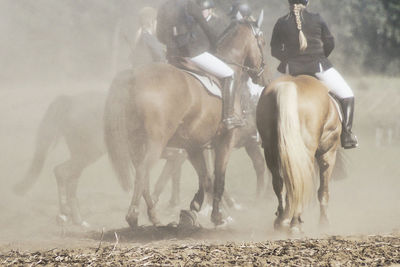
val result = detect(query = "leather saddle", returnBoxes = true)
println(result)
[169,56,223,89]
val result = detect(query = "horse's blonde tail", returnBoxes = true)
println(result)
[275,82,314,219]
[104,70,137,192]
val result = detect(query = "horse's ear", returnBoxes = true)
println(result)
[257,9,264,29]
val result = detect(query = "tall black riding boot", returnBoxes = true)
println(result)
[222,77,244,130]
[339,97,358,149]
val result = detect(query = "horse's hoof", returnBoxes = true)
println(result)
[81,221,91,228]
[147,208,161,226]
[215,216,235,229]
[274,218,289,232]
[56,214,69,225]
[319,217,330,231]
[232,201,243,211]
[198,204,212,217]
[190,199,201,212]
[179,210,199,228]
[289,226,303,237]
[126,212,139,229]
[211,211,224,226]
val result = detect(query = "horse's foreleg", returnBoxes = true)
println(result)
[152,160,175,205]
[316,149,337,228]
[245,141,266,199]
[186,148,209,212]
[54,161,71,221]
[169,152,186,207]
[212,132,235,225]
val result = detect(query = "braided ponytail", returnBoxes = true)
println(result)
[292,4,307,52]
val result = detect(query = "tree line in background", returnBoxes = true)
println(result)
[244,0,400,75]
[317,0,400,75]
[1,0,399,83]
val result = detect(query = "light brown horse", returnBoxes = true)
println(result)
[12,91,184,226]
[104,19,266,228]
[256,75,341,233]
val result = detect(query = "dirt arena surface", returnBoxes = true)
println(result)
[1,232,399,266]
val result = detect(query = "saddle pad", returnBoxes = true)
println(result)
[329,94,343,122]
[182,70,222,98]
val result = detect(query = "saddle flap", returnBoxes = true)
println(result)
[328,93,343,122]
[170,57,222,89]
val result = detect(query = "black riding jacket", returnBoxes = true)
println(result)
[157,0,218,58]
[270,9,334,75]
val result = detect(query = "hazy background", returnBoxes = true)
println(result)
[0,0,399,248]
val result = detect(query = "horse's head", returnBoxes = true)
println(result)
[217,11,266,86]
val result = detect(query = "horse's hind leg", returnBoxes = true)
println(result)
[186,148,210,213]
[54,153,100,226]
[54,159,86,225]
[270,169,288,230]
[152,158,175,205]
[316,148,337,227]
[245,141,266,199]
[152,148,186,207]
[126,140,163,228]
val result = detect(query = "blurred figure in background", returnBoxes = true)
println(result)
[270,0,358,149]
[111,6,166,73]
[131,6,166,67]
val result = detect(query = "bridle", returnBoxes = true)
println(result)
[247,22,266,79]
[219,21,266,80]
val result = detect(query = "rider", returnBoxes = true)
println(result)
[132,7,166,67]
[270,0,358,149]
[157,0,244,130]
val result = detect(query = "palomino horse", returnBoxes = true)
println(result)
[13,91,183,226]
[104,19,266,228]
[256,75,341,233]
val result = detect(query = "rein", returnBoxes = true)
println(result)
[217,21,265,78]
[224,59,265,77]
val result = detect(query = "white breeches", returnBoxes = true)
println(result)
[316,67,354,99]
[189,52,234,78]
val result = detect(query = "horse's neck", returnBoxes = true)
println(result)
[217,23,249,68]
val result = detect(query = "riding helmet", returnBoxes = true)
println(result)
[288,0,309,5]
[229,0,252,18]
[196,0,215,10]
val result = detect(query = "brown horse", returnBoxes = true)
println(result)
[256,75,341,233]
[152,85,269,206]
[104,19,266,228]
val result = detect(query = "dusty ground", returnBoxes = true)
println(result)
[0,76,399,265]
[1,233,399,266]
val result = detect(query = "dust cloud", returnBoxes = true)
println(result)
[0,0,399,251]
